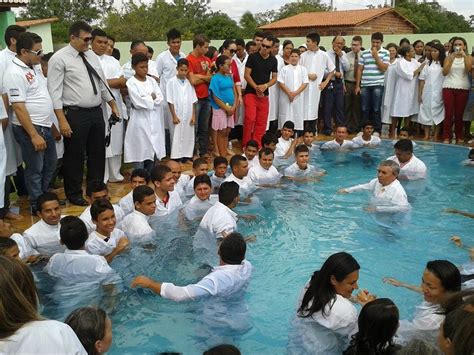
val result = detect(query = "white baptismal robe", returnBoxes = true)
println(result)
[176,173,191,200]
[154,190,182,217]
[345,178,410,212]
[118,190,134,216]
[0,102,6,208]
[274,137,294,158]
[278,64,309,130]
[79,204,125,235]
[284,163,320,177]
[224,173,256,196]
[124,76,165,162]
[23,219,65,256]
[392,58,421,117]
[388,154,427,180]
[183,194,218,220]
[199,201,238,239]
[352,135,381,148]
[248,164,282,185]
[320,139,355,150]
[418,62,445,125]
[85,228,124,256]
[210,173,226,194]
[381,58,399,124]
[120,210,154,241]
[161,260,252,302]
[10,233,39,260]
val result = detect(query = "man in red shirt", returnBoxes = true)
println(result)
[187,34,212,157]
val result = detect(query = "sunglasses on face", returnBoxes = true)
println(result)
[77,36,93,43]
[27,49,44,56]
[261,44,272,49]
[229,49,236,54]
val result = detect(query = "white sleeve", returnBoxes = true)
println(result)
[301,66,309,84]
[126,80,155,110]
[277,67,286,84]
[5,70,27,103]
[152,80,164,105]
[345,179,376,193]
[160,279,213,301]
[396,60,414,81]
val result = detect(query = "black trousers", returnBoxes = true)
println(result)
[63,106,105,200]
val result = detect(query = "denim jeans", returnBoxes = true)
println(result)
[12,124,57,210]
[361,85,384,133]
[194,98,212,156]
[322,81,346,135]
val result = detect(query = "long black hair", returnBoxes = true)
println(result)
[298,252,360,318]
[429,42,446,67]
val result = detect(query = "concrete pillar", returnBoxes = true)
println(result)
[0,10,16,49]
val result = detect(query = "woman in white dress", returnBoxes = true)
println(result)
[390,45,426,138]
[381,43,399,137]
[383,259,461,345]
[288,252,376,355]
[418,43,446,141]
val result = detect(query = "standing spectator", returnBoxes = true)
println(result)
[47,20,119,206]
[281,40,294,65]
[187,34,212,158]
[122,40,159,80]
[299,32,335,134]
[413,40,425,61]
[5,32,57,215]
[322,35,349,136]
[253,31,265,51]
[268,38,284,134]
[344,36,363,133]
[381,43,400,138]
[442,37,472,144]
[232,39,251,136]
[243,34,278,148]
[0,101,6,211]
[355,32,390,135]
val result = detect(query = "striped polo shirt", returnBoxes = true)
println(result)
[359,48,390,87]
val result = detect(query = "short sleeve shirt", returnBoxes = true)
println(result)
[359,48,390,87]
[244,52,278,96]
[209,73,235,109]
[186,53,212,99]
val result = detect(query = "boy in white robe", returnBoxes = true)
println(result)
[151,165,182,217]
[120,185,156,241]
[79,180,124,235]
[24,192,65,256]
[248,148,282,185]
[0,220,38,262]
[274,121,297,160]
[224,155,256,197]
[338,160,410,213]
[278,49,309,131]
[284,144,324,180]
[301,129,319,152]
[392,127,417,148]
[183,174,218,220]
[131,232,252,302]
[242,140,259,169]
[352,122,382,148]
[320,126,355,150]
[164,159,190,200]
[210,156,228,194]
[185,157,209,197]
[388,139,426,180]
[167,58,197,161]
[124,53,165,168]
[118,168,150,216]
[85,199,129,263]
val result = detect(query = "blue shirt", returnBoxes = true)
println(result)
[209,73,234,110]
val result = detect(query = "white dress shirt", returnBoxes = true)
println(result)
[183,194,218,220]
[352,135,382,148]
[224,173,256,196]
[85,228,125,256]
[23,219,65,256]
[199,201,238,239]
[154,190,182,216]
[79,204,125,234]
[284,163,321,177]
[388,154,427,180]
[248,164,282,185]
[320,139,355,150]
[118,190,134,216]
[120,210,154,240]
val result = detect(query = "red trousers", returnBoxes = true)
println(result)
[442,88,469,141]
[243,93,269,148]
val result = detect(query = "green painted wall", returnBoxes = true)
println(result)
[0,10,16,48]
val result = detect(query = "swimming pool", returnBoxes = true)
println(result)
[44,141,473,354]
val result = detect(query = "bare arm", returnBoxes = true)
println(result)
[383,277,423,294]
[131,275,162,295]
[107,76,127,89]
[188,71,211,86]
[168,102,180,124]
[443,56,454,76]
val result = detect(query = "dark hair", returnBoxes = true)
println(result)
[36,192,60,212]
[282,40,294,49]
[371,32,384,41]
[282,121,295,130]
[449,37,468,54]
[425,260,461,293]
[41,52,54,62]
[151,165,171,183]
[469,148,474,160]
[216,55,230,70]
[90,199,114,221]
[204,344,241,355]
[107,35,115,43]
[219,232,246,265]
[344,299,399,355]
[261,132,278,146]
[111,48,120,61]
[213,156,228,168]
[235,38,245,47]
[167,28,181,42]
[218,181,239,206]
[130,39,145,51]
[193,157,208,169]
[86,180,108,198]
[303,128,315,135]
[306,32,321,45]
[253,31,265,39]
[429,42,445,67]
[258,147,274,159]
[91,28,107,40]
[246,140,259,149]
[386,43,399,52]
[65,307,108,355]
[0,238,17,255]
[294,144,309,155]
[399,38,410,46]
[193,34,209,48]
[399,126,411,135]
[133,185,155,204]
[194,174,212,189]
[245,41,257,52]
[131,52,148,67]
[16,32,42,56]
[69,20,92,37]
[398,45,412,58]
[394,139,413,153]
[229,155,247,169]
[177,58,189,68]
[131,168,150,184]
[451,311,474,355]
[4,24,26,47]
[352,35,362,43]
[263,33,275,45]
[205,46,218,60]
[147,45,154,55]
[60,216,88,250]
[413,39,424,48]
[298,252,360,318]
[221,39,236,51]
[290,49,300,56]
[362,121,374,129]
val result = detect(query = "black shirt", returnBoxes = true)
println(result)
[244,52,278,96]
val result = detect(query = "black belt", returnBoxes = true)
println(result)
[345,80,356,83]
[64,105,101,112]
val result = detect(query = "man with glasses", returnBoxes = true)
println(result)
[344,36,363,134]
[48,20,120,206]
[243,34,278,148]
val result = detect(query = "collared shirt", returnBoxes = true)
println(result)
[85,228,125,256]
[388,154,427,180]
[154,190,182,216]
[23,218,65,256]
[199,201,238,239]
[79,204,125,234]
[352,135,382,148]
[248,164,282,185]
[0,47,16,95]
[4,57,54,127]
[183,194,218,220]
[121,210,154,240]
[359,48,390,87]
[344,51,360,82]
[224,173,256,196]
[320,139,355,150]
[326,49,350,79]
[118,190,134,216]
[47,44,113,109]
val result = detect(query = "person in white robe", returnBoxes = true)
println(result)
[274,121,297,162]
[118,168,150,216]
[388,139,427,180]
[131,232,251,302]
[381,44,399,133]
[233,42,250,126]
[85,228,127,261]
[278,50,309,131]
[248,147,282,185]
[154,189,182,217]
[182,174,217,220]
[320,126,355,150]
[124,55,165,165]
[352,122,381,148]
[167,61,197,160]
[267,48,285,130]
[299,35,335,128]
[338,160,410,213]
[418,43,445,140]
[224,173,256,198]
[79,203,124,235]
[10,233,39,261]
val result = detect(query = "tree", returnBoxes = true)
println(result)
[239,11,258,38]
[19,0,113,43]
[195,12,242,40]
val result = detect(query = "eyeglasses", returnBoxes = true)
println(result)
[26,49,44,56]
[261,44,272,49]
[229,49,236,54]
[78,36,93,43]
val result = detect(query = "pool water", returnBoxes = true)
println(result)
[43,141,473,354]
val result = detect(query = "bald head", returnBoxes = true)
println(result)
[332,35,345,51]
[165,160,182,181]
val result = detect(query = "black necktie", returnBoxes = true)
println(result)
[79,52,98,95]
[335,54,341,83]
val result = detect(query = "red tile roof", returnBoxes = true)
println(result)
[16,17,59,27]
[260,7,417,30]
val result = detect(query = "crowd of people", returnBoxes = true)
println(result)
[0,19,473,354]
